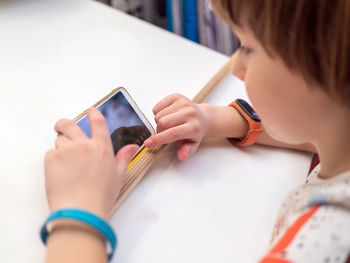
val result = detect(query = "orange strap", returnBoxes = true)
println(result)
[228,100,262,146]
[260,206,320,263]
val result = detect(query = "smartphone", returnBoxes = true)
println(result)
[74,87,155,158]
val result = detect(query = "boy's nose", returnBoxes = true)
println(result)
[231,51,246,81]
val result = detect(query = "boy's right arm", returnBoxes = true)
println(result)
[145,94,315,160]
[204,103,315,152]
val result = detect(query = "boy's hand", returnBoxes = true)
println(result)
[44,108,139,219]
[145,94,209,161]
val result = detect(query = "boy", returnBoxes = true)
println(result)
[44,0,350,262]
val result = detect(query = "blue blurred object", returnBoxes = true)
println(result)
[165,0,173,31]
[182,0,198,42]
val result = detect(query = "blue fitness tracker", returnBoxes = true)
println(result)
[40,208,117,261]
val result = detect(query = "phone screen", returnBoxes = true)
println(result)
[76,91,152,155]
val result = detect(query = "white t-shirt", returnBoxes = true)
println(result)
[261,163,350,262]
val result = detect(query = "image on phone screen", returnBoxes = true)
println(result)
[76,91,152,155]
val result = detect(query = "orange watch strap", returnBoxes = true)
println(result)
[228,100,263,146]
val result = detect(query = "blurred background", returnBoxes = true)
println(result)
[94,0,239,56]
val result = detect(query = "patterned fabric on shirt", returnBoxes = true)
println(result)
[260,154,350,262]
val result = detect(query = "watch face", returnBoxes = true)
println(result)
[236,99,261,122]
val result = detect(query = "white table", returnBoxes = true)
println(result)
[0,1,312,262]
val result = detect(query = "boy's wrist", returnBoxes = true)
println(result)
[50,219,105,242]
[50,203,110,221]
[198,103,213,139]
[43,208,117,261]
[46,219,108,262]
[201,104,249,139]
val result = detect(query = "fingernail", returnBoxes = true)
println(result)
[144,139,152,147]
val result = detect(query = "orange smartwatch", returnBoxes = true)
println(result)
[228,99,263,146]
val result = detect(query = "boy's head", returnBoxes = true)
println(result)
[210,0,350,145]
[211,0,350,104]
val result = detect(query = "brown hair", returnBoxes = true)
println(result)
[211,0,350,105]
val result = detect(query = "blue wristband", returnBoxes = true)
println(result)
[40,208,117,261]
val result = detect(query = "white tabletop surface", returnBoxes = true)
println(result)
[0,0,312,262]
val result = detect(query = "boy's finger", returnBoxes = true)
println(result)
[114,144,140,174]
[153,93,182,115]
[177,141,199,161]
[156,111,186,133]
[55,134,70,148]
[145,124,194,148]
[54,119,86,140]
[88,108,110,143]
[154,103,178,123]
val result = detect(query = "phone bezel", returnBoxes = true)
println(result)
[73,87,155,158]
